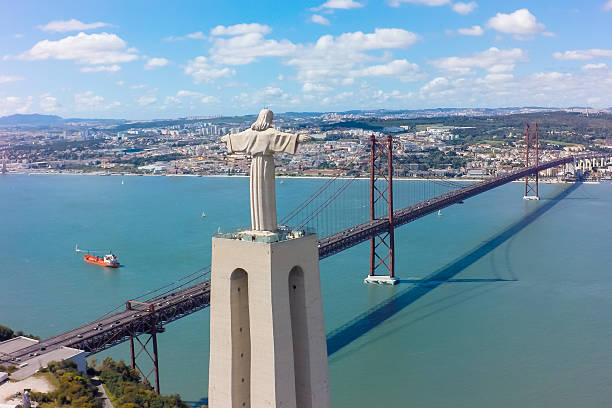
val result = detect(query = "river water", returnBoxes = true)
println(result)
[1,174,611,407]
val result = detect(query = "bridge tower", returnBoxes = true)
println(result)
[523,123,540,200]
[364,134,398,285]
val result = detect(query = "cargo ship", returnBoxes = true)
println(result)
[83,253,119,268]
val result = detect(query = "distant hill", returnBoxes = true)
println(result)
[0,113,64,126]
[0,114,127,128]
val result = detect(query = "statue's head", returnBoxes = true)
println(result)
[251,109,274,131]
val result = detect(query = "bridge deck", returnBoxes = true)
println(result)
[2,281,210,363]
[317,155,579,258]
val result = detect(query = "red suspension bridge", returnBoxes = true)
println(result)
[2,125,611,394]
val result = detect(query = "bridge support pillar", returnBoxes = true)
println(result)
[523,123,540,200]
[365,134,398,285]
[127,329,162,394]
[125,301,162,395]
[151,330,160,395]
[129,336,136,369]
[209,233,330,408]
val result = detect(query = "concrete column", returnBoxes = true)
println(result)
[209,234,330,408]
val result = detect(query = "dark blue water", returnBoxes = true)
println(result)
[1,175,611,407]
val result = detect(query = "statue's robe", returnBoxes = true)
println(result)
[225,128,299,232]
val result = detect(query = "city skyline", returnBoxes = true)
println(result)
[2,0,612,119]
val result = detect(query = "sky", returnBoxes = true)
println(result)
[1,0,612,119]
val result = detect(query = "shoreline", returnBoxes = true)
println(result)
[2,171,608,184]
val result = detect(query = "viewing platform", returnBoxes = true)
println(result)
[215,226,314,243]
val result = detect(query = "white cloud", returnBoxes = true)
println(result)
[423,67,612,108]
[431,47,527,74]
[39,94,59,112]
[351,59,422,81]
[163,31,206,42]
[164,96,180,105]
[75,91,104,107]
[0,96,33,116]
[0,75,24,83]
[310,14,331,25]
[604,0,612,11]
[38,19,109,33]
[176,90,202,98]
[418,77,459,100]
[553,49,612,60]
[452,2,477,15]
[145,57,169,70]
[207,25,419,88]
[262,86,286,97]
[457,25,484,36]
[116,81,125,86]
[230,87,296,110]
[318,28,419,51]
[211,23,271,36]
[389,0,449,7]
[389,0,473,14]
[312,0,364,10]
[207,22,298,66]
[531,71,572,83]
[185,32,206,40]
[368,89,413,102]
[137,95,157,106]
[13,34,24,39]
[303,83,333,93]
[200,95,219,104]
[582,63,607,70]
[476,73,514,83]
[287,28,419,86]
[184,56,236,83]
[169,90,219,105]
[486,9,546,35]
[420,77,449,92]
[80,64,121,72]
[17,32,138,66]
[210,33,297,65]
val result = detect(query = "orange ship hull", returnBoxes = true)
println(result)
[83,254,119,268]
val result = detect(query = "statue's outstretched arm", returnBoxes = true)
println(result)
[272,129,311,143]
[222,131,251,154]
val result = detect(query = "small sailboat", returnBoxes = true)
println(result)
[437,210,442,216]
[121,180,124,185]
[201,211,206,218]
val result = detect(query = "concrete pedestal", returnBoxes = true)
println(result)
[364,275,400,285]
[208,233,331,408]
[523,196,540,201]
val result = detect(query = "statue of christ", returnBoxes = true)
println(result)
[221,109,308,232]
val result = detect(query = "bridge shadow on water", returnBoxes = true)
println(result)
[326,181,581,357]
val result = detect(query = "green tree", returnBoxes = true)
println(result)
[0,325,14,341]
[98,357,190,408]
[30,360,102,408]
